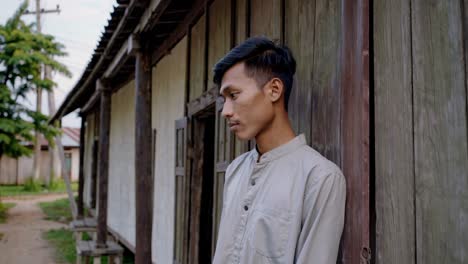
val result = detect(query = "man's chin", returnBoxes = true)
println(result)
[234,131,254,141]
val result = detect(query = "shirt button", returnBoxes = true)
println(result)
[244,205,249,211]
[251,180,256,186]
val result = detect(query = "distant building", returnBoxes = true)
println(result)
[0,127,80,184]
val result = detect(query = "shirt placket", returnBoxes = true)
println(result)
[231,162,265,263]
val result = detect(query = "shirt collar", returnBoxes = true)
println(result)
[251,134,307,164]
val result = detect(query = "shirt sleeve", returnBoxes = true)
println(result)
[295,170,346,264]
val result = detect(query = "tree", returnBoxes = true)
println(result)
[0,1,70,159]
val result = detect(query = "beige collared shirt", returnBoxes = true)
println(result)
[213,134,346,264]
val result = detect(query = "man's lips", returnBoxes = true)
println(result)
[228,121,240,129]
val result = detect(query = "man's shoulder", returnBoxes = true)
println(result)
[296,145,344,183]
[226,150,252,175]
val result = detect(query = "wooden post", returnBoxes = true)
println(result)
[340,0,370,263]
[135,48,153,264]
[77,116,86,218]
[96,79,111,248]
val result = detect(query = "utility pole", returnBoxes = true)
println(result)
[24,1,77,218]
[24,1,60,184]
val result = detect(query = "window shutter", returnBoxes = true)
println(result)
[174,117,190,264]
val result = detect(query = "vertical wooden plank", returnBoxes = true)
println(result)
[91,139,98,209]
[174,117,188,264]
[311,0,341,162]
[190,15,207,101]
[188,118,205,264]
[374,0,415,263]
[207,0,231,87]
[340,0,370,263]
[284,0,315,148]
[96,79,111,248]
[77,116,86,218]
[236,0,248,44]
[250,0,282,39]
[412,1,468,263]
[135,50,153,264]
[233,0,250,155]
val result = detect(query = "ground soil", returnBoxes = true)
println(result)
[0,194,68,264]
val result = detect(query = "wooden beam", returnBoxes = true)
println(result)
[96,79,111,248]
[77,116,86,219]
[150,0,208,66]
[80,90,100,115]
[340,0,370,263]
[134,49,153,264]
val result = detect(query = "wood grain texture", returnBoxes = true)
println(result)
[236,0,248,44]
[250,0,282,39]
[190,15,207,101]
[340,0,370,262]
[96,79,111,248]
[77,117,86,218]
[311,0,341,163]
[135,50,153,264]
[284,0,314,143]
[412,1,468,263]
[374,0,415,263]
[208,0,231,88]
[188,118,205,264]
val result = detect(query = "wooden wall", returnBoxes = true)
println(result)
[184,0,348,261]
[374,0,468,263]
[17,156,33,184]
[108,80,136,248]
[0,156,17,184]
[151,37,187,264]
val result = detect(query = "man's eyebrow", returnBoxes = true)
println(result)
[219,85,232,95]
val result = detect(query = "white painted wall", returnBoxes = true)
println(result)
[108,80,136,248]
[151,36,187,264]
[70,148,80,181]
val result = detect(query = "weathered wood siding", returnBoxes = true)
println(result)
[108,80,136,248]
[83,113,95,208]
[151,37,187,264]
[250,0,282,40]
[207,0,231,89]
[374,0,468,263]
[189,14,207,101]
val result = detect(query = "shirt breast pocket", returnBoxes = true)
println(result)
[247,206,292,259]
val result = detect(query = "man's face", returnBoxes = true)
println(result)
[219,62,274,140]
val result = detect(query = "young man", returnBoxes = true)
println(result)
[212,37,346,264]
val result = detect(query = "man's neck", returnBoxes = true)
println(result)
[255,112,296,155]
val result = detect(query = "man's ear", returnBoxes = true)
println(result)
[266,78,284,103]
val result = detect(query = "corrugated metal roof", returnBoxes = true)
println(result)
[51,0,198,121]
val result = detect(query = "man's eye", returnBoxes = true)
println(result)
[230,93,238,99]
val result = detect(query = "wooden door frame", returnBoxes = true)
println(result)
[186,88,217,264]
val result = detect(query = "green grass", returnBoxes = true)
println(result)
[0,202,15,223]
[0,180,77,197]
[40,197,134,263]
[43,228,135,264]
[46,229,130,264]
[39,197,73,223]
[43,228,76,263]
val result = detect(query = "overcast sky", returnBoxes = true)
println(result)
[0,0,116,127]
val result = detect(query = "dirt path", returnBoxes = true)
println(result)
[0,194,68,264]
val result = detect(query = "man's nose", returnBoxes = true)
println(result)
[221,100,233,118]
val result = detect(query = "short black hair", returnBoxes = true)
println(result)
[213,36,296,110]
